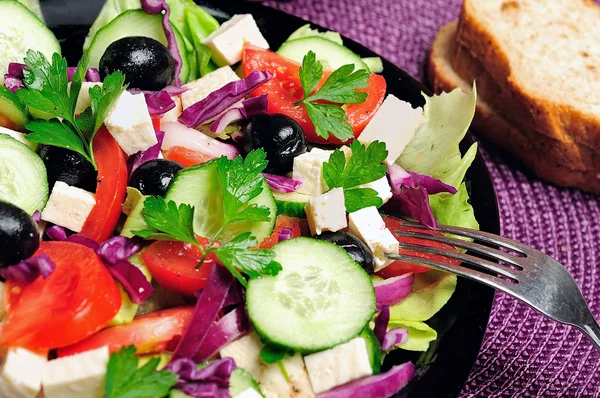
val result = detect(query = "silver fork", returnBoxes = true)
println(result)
[386,219,600,351]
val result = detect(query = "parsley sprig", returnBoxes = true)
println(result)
[295,51,370,141]
[105,346,178,398]
[134,150,282,286]
[16,50,127,168]
[323,140,388,212]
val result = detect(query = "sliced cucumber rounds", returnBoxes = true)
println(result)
[277,36,368,71]
[272,191,309,219]
[0,86,28,131]
[0,134,48,214]
[165,160,277,244]
[247,237,376,353]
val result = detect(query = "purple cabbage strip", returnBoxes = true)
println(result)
[381,327,409,351]
[193,306,251,363]
[140,0,183,86]
[66,234,99,250]
[222,281,244,308]
[0,254,56,285]
[7,63,25,77]
[316,362,415,398]
[171,266,235,361]
[105,260,154,304]
[145,90,176,115]
[96,236,143,265]
[263,173,303,194]
[3,75,24,92]
[31,210,41,223]
[129,130,165,178]
[374,273,414,307]
[181,383,229,398]
[46,225,68,241]
[241,94,268,118]
[278,227,293,242]
[167,357,235,398]
[209,94,269,134]
[373,306,390,345]
[129,85,189,96]
[85,68,101,82]
[179,71,272,129]
[209,108,245,134]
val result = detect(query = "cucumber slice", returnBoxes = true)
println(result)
[86,10,190,83]
[0,85,28,132]
[362,57,384,73]
[229,368,265,397]
[0,134,48,214]
[247,237,376,353]
[82,0,140,52]
[277,37,368,71]
[0,0,61,85]
[359,327,382,373]
[169,391,191,398]
[286,24,343,45]
[165,160,277,244]
[273,191,308,219]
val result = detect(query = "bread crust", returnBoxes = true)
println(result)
[429,22,600,193]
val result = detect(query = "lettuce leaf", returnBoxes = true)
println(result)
[387,320,437,352]
[389,270,457,322]
[397,85,477,188]
[429,182,479,231]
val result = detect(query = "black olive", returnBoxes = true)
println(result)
[38,145,98,192]
[242,114,307,174]
[316,231,375,274]
[99,36,175,91]
[129,159,183,197]
[0,201,39,268]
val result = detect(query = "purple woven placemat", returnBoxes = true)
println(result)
[264,0,600,396]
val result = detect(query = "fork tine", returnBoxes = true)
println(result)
[387,253,512,290]
[394,229,525,269]
[397,242,521,281]
[396,219,531,255]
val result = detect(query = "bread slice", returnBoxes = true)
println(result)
[428,22,600,193]
[456,0,600,153]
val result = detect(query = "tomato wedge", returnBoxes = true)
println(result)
[1,242,122,350]
[80,127,128,242]
[141,237,220,296]
[243,46,386,145]
[376,216,462,277]
[57,307,195,357]
[163,146,215,168]
[151,114,161,130]
[259,216,303,249]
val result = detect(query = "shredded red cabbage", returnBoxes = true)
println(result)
[178,71,272,129]
[193,306,250,363]
[4,63,26,92]
[129,85,189,96]
[145,90,176,115]
[263,173,303,193]
[66,234,99,250]
[140,0,183,86]
[374,273,414,307]
[171,266,235,361]
[278,227,294,242]
[381,327,409,351]
[85,68,101,82]
[209,108,244,134]
[96,236,143,264]
[0,254,56,285]
[105,260,153,304]
[129,130,165,177]
[317,362,415,398]
[209,95,268,134]
[32,210,41,223]
[167,357,235,397]
[222,281,244,308]
[7,63,25,77]
[373,306,390,345]
[46,225,68,241]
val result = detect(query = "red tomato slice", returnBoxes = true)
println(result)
[151,114,161,130]
[141,237,220,296]
[163,146,216,168]
[259,216,303,249]
[1,242,122,351]
[80,127,128,242]
[242,46,386,145]
[57,307,195,357]
[376,216,462,277]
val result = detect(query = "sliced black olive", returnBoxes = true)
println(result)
[99,36,175,91]
[0,201,39,268]
[129,159,183,197]
[38,145,98,192]
[242,113,307,174]
[316,231,375,274]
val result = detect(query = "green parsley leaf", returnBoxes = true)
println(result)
[135,196,197,245]
[298,50,322,99]
[89,70,126,133]
[69,53,89,117]
[25,119,93,165]
[105,346,178,398]
[305,102,355,141]
[306,64,369,104]
[260,344,292,364]
[344,187,383,213]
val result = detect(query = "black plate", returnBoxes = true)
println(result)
[40,1,500,396]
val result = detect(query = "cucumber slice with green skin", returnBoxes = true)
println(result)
[0,86,28,132]
[169,390,192,398]
[0,134,48,214]
[286,24,343,45]
[362,57,384,73]
[277,37,368,71]
[86,10,190,84]
[82,0,140,52]
[247,237,376,353]
[0,0,61,85]
[229,368,265,397]
[273,191,309,219]
[360,327,382,373]
[165,160,277,244]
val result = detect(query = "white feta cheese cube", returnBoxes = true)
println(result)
[219,332,263,381]
[0,348,46,398]
[41,181,96,233]
[235,388,264,398]
[104,91,158,156]
[357,176,392,204]
[259,353,314,398]
[181,66,240,110]
[358,94,425,165]
[293,148,334,196]
[202,14,269,66]
[74,82,102,115]
[0,126,36,150]
[348,206,399,271]
[160,95,183,123]
[305,188,347,235]
[304,337,372,394]
[42,346,109,398]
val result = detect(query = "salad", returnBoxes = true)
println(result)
[0,0,480,397]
